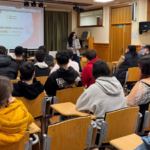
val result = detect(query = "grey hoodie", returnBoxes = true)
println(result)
[76,76,127,129]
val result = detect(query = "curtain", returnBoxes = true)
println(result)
[44,11,68,52]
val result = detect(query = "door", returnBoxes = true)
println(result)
[111,24,131,61]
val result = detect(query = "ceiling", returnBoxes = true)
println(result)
[0,0,132,11]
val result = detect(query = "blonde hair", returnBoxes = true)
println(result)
[0,76,13,106]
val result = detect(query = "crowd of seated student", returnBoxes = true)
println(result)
[0,76,33,146]
[115,45,139,86]
[44,50,82,96]
[0,46,18,79]
[51,50,79,73]
[14,46,26,69]
[81,49,100,88]
[12,62,44,100]
[34,50,50,77]
[76,60,126,129]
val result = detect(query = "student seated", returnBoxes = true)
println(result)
[51,50,79,73]
[81,49,100,88]
[12,62,44,100]
[0,46,18,79]
[140,45,150,58]
[15,46,26,69]
[115,45,139,86]
[38,46,54,67]
[76,60,126,129]
[34,50,50,77]
[138,44,146,57]
[126,56,150,131]
[44,50,82,96]
[0,76,33,146]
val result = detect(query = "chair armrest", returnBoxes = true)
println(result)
[31,133,39,145]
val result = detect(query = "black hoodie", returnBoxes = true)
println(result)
[0,54,18,79]
[44,67,82,96]
[12,80,44,100]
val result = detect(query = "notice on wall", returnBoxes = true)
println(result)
[132,32,138,38]
[117,25,124,28]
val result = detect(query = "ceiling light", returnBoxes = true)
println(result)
[73,6,79,12]
[24,1,29,7]
[39,2,43,7]
[31,1,36,7]
[94,0,114,2]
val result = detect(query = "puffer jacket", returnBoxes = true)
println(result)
[0,98,34,146]
[0,54,18,79]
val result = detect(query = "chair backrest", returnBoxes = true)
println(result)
[144,104,150,131]
[106,62,115,75]
[1,131,31,150]
[46,116,91,150]
[17,92,45,118]
[11,80,19,83]
[56,87,84,104]
[18,70,20,78]
[80,56,87,70]
[126,67,140,82]
[36,76,48,85]
[103,107,139,143]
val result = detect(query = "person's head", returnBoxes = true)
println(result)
[66,50,73,59]
[20,62,35,81]
[68,32,76,47]
[15,46,24,57]
[38,45,46,53]
[0,76,13,109]
[144,45,150,54]
[126,45,137,57]
[85,49,97,62]
[35,50,45,62]
[92,60,110,80]
[141,44,146,50]
[56,50,69,66]
[138,56,150,79]
[0,46,7,54]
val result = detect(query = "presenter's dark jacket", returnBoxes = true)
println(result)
[44,67,82,96]
[0,54,18,79]
[115,52,139,86]
[12,79,44,100]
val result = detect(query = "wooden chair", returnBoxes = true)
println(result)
[36,76,48,85]
[11,79,19,83]
[43,116,94,150]
[56,87,85,104]
[50,67,53,71]
[80,56,87,70]
[125,67,140,83]
[110,134,143,150]
[94,107,141,148]
[17,92,47,135]
[106,62,115,75]
[0,131,32,150]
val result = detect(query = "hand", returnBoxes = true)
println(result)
[71,47,73,50]
[75,47,78,50]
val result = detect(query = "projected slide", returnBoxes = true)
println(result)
[0,5,44,49]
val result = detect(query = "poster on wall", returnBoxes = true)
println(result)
[132,32,139,38]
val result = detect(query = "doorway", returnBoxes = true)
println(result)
[110,5,132,61]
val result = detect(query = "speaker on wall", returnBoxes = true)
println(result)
[132,3,137,21]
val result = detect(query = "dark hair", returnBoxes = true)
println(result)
[0,46,7,54]
[20,62,35,81]
[15,46,24,57]
[138,56,150,79]
[38,45,46,52]
[0,76,13,107]
[127,45,137,57]
[92,60,110,79]
[35,50,45,62]
[85,49,97,61]
[56,50,69,65]
[66,50,73,59]
[68,32,76,47]
[144,45,150,53]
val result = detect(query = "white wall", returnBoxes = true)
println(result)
[80,16,97,26]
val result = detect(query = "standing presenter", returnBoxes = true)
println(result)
[67,32,82,72]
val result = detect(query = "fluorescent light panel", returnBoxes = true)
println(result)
[94,0,114,2]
